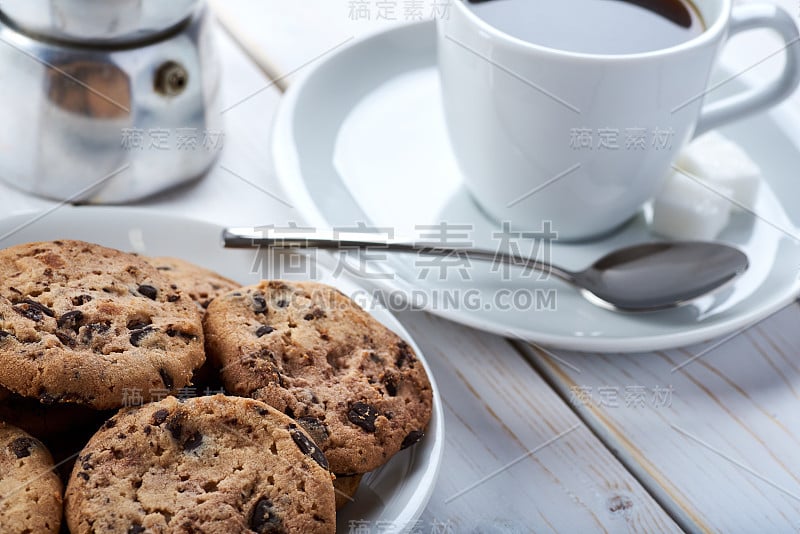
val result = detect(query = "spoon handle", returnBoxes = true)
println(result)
[223,227,576,284]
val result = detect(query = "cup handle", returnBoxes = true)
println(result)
[694,3,800,136]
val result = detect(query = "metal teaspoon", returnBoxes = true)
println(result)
[223,228,748,312]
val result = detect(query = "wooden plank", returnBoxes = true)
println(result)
[394,311,680,532]
[519,302,800,533]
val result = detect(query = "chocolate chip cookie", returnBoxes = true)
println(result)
[204,281,433,474]
[0,240,205,409]
[142,256,241,312]
[333,474,362,510]
[65,395,335,534]
[0,422,63,533]
[0,385,111,440]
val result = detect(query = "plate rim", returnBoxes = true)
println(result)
[0,206,445,530]
[271,20,800,353]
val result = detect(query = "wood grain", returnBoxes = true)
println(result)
[519,301,800,533]
[394,311,680,532]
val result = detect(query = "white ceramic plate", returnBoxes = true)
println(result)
[272,20,800,353]
[0,207,444,533]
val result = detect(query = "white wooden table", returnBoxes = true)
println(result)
[2,1,799,532]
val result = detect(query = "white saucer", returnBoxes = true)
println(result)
[0,207,444,533]
[273,20,800,353]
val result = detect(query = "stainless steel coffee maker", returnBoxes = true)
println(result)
[0,0,221,203]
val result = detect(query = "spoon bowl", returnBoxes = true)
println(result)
[571,242,749,311]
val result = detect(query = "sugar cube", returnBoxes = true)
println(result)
[651,170,732,241]
[676,131,761,210]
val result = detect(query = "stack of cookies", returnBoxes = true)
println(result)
[0,240,433,533]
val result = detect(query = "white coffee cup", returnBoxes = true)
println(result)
[438,0,800,240]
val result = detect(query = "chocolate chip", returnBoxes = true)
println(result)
[127,318,152,330]
[166,328,197,341]
[77,471,90,481]
[57,310,84,333]
[152,409,169,426]
[182,430,203,451]
[395,341,416,368]
[9,436,35,458]
[24,299,54,316]
[130,326,155,347]
[303,308,326,321]
[347,402,379,432]
[92,321,111,333]
[82,321,110,343]
[250,497,283,533]
[167,423,203,451]
[276,299,288,308]
[55,331,75,347]
[289,424,329,470]
[165,412,185,440]
[128,525,145,534]
[400,430,424,450]
[256,326,275,337]
[72,294,92,306]
[159,368,174,389]
[284,406,295,419]
[0,330,12,341]
[12,299,54,322]
[252,294,267,313]
[167,295,180,302]
[383,376,398,397]
[103,418,117,429]
[297,416,329,445]
[137,285,158,300]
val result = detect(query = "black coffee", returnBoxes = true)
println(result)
[465,0,705,54]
